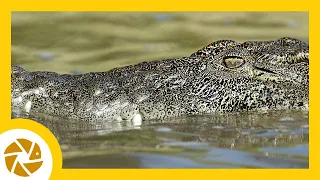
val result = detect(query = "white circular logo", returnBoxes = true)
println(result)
[0,129,53,180]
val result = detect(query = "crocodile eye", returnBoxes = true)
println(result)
[223,56,244,69]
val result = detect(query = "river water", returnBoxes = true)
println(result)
[12,110,309,168]
[11,12,309,168]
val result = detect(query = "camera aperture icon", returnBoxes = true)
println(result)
[0,129,53,180]
[4,138,43,177]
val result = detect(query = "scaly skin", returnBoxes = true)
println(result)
[11,37,309,122]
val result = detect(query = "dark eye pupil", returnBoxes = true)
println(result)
[223,56,244,69]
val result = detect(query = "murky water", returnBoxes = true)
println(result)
[12,110,309,168]
[11,12,309,168]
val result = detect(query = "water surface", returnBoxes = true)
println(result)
[12,110,309,168]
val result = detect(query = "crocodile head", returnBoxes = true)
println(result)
[189,37,309,112]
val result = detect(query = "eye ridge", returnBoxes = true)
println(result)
[223,56,245,69]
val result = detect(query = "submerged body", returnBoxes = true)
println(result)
[11,37,309,122]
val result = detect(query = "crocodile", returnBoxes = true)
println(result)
[11,37,309,123]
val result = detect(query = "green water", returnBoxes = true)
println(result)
[11,12,309,168]
[12,110,308,168]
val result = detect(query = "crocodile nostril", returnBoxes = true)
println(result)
[297,102,304,106]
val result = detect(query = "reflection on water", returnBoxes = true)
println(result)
[12,110,309,168]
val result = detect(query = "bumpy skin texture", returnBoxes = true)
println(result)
[11,37,309,122]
